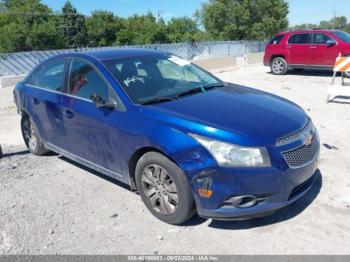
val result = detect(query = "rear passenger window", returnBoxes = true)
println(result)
[312,33,331,44]
[27,67,42,87]
[269,35,284,44]
[289,34,311,44]
[69,59,110,102]
[39,60,68,91]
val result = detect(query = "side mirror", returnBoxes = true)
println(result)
[91,93,117,109]
[326,39,337,46]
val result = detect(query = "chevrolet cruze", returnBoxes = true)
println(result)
[14,49,320,224]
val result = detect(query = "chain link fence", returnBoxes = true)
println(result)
[0,40,266,76]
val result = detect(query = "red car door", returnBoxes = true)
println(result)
[310,33,340,66]
[287,33,312,65]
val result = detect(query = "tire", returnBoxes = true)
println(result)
[135,152,195,225]
[271,57,288,75]
[21,116,48,156]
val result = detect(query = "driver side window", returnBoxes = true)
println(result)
[312,33,331,44]
[69,59,109,102]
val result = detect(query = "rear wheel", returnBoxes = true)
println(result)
[271,57,288,75]
[21,116,48,156]
[135,152,195,224]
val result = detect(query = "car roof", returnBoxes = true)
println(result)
[82,48,166,60]
[39,48,170,69]
[280,29,340,35]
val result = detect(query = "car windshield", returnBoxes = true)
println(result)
[102,54,221,104]
[333,31,350,43]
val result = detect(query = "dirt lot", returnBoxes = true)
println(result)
[0,65,350,255]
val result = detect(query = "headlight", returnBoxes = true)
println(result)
[190,134,271,167]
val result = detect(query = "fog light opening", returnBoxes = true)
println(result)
[198,188,213,198]
[224,195,258,208]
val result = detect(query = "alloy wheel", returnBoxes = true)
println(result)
[272,59,285,74]
[23,119,37,151]
[141,164,179,215]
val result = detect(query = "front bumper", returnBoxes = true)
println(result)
[187,136,320,220]
[198,168,318,220]
[263,54,270,66]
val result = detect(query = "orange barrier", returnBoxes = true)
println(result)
[334,57,350,72]
[327,55,350,102]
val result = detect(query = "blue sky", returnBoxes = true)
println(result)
[41,0,350,26]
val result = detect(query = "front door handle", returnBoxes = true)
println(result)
[64,110,75,119]
[310,46,317,49]
[286,45,292,49]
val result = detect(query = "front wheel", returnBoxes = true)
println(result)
[21,116,48,156]
[135,152,195,225]
[271,57,288,75]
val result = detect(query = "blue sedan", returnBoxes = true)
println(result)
[14,49,320,224]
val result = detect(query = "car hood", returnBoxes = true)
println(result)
[140,84,308,146]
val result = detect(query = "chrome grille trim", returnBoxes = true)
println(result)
[276,120,312,146]
[281,134,320,169]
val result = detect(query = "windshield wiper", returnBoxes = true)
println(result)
[175,86,204,98]
[141,96,177,105]
[203,83,226,90]
[176,83,226,98]
[141,83,226,105]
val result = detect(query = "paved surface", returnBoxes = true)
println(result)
[0,66,350,254]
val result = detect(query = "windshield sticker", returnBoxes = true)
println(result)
[124,76,145,87]
[168,56,191,67]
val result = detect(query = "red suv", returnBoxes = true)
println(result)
[264,30,350,75]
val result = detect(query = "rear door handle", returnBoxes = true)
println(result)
[286,45,292,49]
[32,98,40,105]
[64,110,75,119]
[310,46,317,49]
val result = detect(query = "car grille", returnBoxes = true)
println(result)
[276,121,312,146]
[282,135,319,169]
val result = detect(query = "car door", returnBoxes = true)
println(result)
[25,58,69,148]
[61,58,126,177]
[310,33,340,66]
[286,33,312,65]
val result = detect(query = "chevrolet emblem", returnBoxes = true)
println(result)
[304,133,313,147]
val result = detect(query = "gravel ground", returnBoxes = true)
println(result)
[0,66,350,255]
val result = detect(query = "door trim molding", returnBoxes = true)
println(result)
[44,142,131,186]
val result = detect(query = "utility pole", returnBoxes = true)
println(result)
[157,10,164,23]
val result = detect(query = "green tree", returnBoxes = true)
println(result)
[334,16,347,30]
[26,18,61,50]
[86,11,121,47]
[197,0,289,40]
[344,24,350,33]
[0,0,60,52]
[167,17,200,42]
[58,1,87,48]
[290,23,318,30]
[293,16,349,31]
[115,12,167,45]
